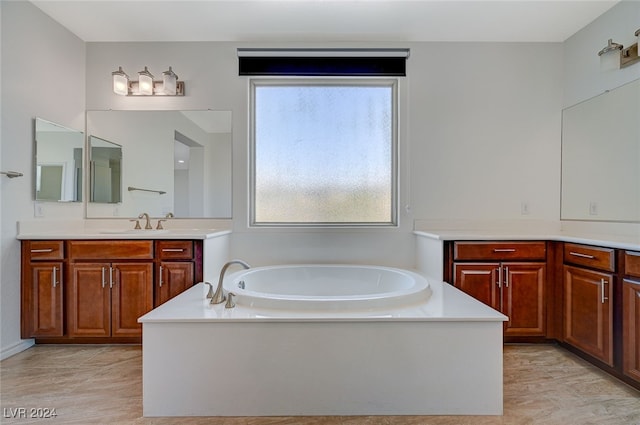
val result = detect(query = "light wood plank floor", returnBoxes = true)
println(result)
[1,344,639,424]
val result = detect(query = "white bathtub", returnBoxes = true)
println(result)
[140,265,507,416]
[224,264,431,310]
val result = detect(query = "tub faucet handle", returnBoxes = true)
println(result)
[203,282,214,299]
[225,292,236,309]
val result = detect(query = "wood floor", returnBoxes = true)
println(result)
[1,344,639,424]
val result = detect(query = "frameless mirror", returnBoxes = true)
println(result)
[561,78,640,222]
[89,136,122,203]
[86,110,232,218]
[34,118,84,202]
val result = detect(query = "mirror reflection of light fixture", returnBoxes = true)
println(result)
[111,66,185,96]
[112,66,129,95]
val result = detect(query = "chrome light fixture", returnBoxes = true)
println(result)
[162,66,178,95]
[620,29,640,68]
[597,29,640,71]
[598,39,623,71]
[111,66,184,96]
[112,66,129,96]
[138,66,154,95]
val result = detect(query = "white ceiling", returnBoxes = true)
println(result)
[31,0,619,43]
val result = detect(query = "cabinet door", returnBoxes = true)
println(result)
[623,279,640,382]
[502,262,545,337]
[564,265,613,366]
[68,263,111,337]
[453,263,500,309]
[156,261,195,306]
[111,262,153,337]
[26,262,64,337]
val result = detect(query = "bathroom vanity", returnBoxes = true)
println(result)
[18,222,230,343]
[415,228,640,391]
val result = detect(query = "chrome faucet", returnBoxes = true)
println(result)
[210,260,250,305]
[138,212,152,230]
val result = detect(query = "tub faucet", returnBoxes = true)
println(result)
[138,212,152,229]
[211,260,250,305]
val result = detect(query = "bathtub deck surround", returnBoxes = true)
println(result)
[138,279,507,416]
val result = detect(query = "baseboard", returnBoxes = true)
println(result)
[1,339,34,360]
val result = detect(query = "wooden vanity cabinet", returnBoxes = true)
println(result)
[452,241,547,338]
[21,238,203,343]
[155,240,200,306]
[67,241,153,338]
[623,251,640,382]
[563,243,615,367]
[21,241,65,338]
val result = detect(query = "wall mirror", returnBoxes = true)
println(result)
[561,78,640,222]
[34,118,84,202]
[89,136,122,203]
[86,110,232,219]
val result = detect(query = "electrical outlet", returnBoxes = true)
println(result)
[521,201,530,215]
[589,201,598,215]
[34,202,44,217]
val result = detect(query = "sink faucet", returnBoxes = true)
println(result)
[211,260,250,305]
[138,212,152,230]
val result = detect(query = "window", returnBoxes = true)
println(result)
[250,79,398,226]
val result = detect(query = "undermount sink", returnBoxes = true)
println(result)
[99,229,169,235]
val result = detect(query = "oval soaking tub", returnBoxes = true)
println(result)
[224,264,431,310]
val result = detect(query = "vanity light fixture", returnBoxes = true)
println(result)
[112,67,129,96]
[138,67,154,95]
[597,29,640,71]
[111,66,185,96]
[620,29,640,68]
[162,66,178,96]
[598,39,623,71]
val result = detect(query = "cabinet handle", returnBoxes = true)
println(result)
[101,267,106,288]
[601,279,608,304]
[493,248,516,253]
[109,266,114,289]
[496,266,502,288]
[159,266,164,287]
[31,248,53,253]
[569,251,595,259]
[162,248,185,252]
[52,266,58,288]
[504,266,509,288]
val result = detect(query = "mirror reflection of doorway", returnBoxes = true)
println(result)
[36,164,64,201]
[174,131,204,217]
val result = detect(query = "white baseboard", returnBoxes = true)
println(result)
[1,339,34,360]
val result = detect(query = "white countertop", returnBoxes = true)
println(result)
[16,219,232,240]
[414,229,640,251]
[138,280,508,323]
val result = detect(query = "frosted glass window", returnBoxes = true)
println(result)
[251,80,397,225]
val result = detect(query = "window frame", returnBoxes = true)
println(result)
[249,78,399,228]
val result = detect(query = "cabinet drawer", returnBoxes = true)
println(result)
[454,241,546,261]
[564,243,615,272]
[68,240,153,260]
[27,241,64,260]
[625,251,640,278]
[156,240,193,260]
